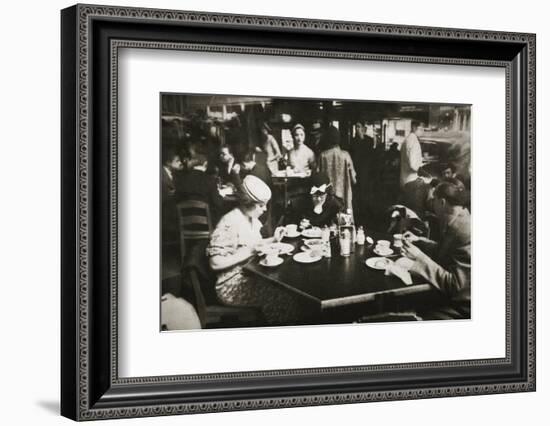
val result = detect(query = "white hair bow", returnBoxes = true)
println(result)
[310,183,330,194]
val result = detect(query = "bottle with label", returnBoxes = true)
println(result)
[339,228,351,257]
[356,226,365,245]
[345,208,356,252]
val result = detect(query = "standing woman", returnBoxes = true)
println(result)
[289,123,316,173]
[260,122,282,175]
[318,126,357,219]
[207,175,306,324]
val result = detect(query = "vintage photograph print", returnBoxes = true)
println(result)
[160,94,471,331]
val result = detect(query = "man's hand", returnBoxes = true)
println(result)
[401,239,426,262]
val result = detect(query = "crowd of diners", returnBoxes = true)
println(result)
[161,114,471,328]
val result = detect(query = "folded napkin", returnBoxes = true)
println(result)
[385,262,413,285]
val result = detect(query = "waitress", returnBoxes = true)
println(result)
[288,123,316,173]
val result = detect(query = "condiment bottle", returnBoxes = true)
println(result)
[345,208,356,251]
[340,229,351,257]
[356,226,365,245]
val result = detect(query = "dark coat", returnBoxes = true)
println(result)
[175,168,224,222]
[284,194,344,228]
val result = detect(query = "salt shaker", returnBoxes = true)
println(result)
[356,226,365,245]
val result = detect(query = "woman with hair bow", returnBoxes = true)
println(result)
[283,172,344,228]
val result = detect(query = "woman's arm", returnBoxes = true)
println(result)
[209,246,254,271]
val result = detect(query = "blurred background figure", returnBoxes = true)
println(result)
[217,145,242,188]
[260,122,282,175]
[162,148,184,244]
[400,120,424,188]
[175,152,224,225]
[318,126,356,219]
[289,123,316,173]
[308,121,323,156]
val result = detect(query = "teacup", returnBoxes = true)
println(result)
[265,253,282,266]
[377,240,391,249]
[285,224,298,235]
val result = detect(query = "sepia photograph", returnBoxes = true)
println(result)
[160,93,471,330]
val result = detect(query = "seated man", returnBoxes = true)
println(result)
[400,181,471,320]
[283,172,344,228]
[217,145,242,189]
[175,152,224,224]
[162,148,184,243]
[399,176,432,220]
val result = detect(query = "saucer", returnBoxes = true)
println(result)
[259,257,284,267]
[374,247,394,256]
[365,257,393,270]
[293,252,322,264]
[303,239,324,249]
[285,231,301,238]
[301,228,322,238]
[257,242,294,255]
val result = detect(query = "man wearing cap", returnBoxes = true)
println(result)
[283,172,344,228]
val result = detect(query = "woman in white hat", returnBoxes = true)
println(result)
[207,175,300,324]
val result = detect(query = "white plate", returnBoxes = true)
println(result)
[257,242,294,255]
[365,257,393,270]
[301,228,322,238]
[303,238,324,248]
[293,252,322,264]
[259,257,284,267]
[373,247,394,256]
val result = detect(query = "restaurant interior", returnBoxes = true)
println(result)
[160,94,471,330]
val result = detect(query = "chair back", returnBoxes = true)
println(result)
[177,199,212,261]
[177,199,212,237]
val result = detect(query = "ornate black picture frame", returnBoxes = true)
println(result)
[61,4,535,421]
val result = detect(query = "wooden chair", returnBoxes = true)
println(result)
[182,241,263,329]
[187,268,262,329]
[176,199,213,263]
